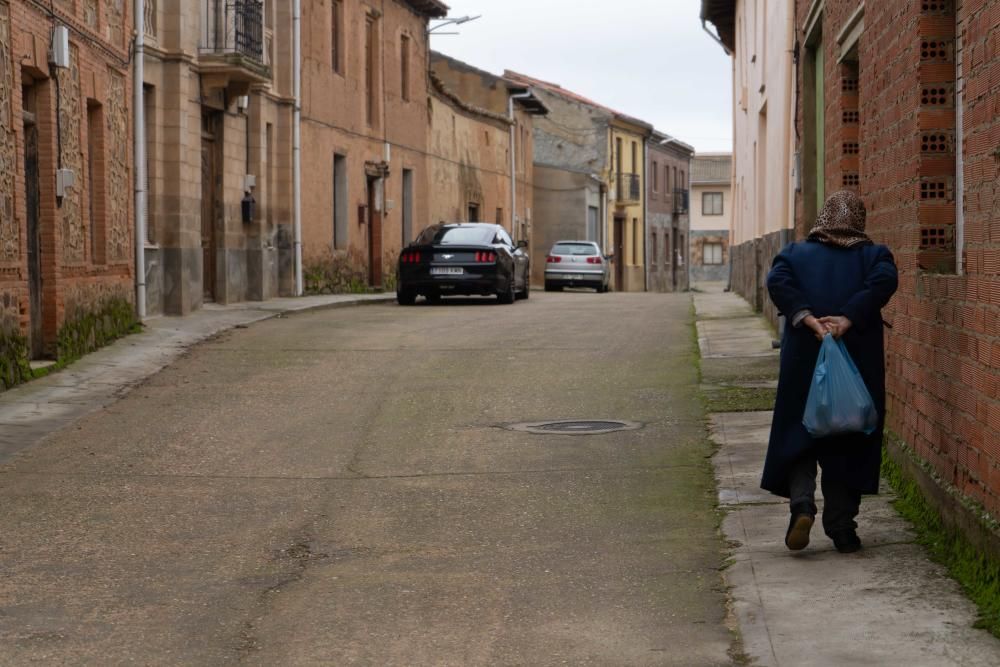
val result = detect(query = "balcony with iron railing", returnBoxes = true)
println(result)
[673,188,690,214]
[616,173,641,204]
[199,0,271,85]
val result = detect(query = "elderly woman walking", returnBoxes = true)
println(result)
[762,191,898,553]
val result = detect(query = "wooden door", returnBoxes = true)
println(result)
[201,117,217,301]
[614,216,625,291]
[367,177,382,287]
[24,114,43,358]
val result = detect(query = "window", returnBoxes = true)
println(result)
[495,207,504,225]
[143,85,154,244]
[552,242,598,256]
[331,1,343,73]
[616,138,623,177]
[651,232,658,267]
[680,170,686,189]
[402,169,414,244]
[400,34,411,101]
[632,218,639,265]
[468,203,480,222]
[665,165,671,193]
[652,161,659,192]
[417,226,494,245]
[703,192,724,216]
[673,167,678,192]
[631,142,638,173]
[703,242,723,265]
[87,100,106,264]
[587,206,598,241]
[333,154,348,249]
[364,13,379,126]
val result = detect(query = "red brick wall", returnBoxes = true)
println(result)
[0,1,134,357]
[795,0,1000,516]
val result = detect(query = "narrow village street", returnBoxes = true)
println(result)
[0,293,733,665]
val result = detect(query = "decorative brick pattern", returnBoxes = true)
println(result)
[106,68,129,263]
[85,0,98,28]
[59,45,85,265]
[0,2,16,264]
[104,0,125,48]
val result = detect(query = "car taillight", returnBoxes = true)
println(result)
[586,257,602,264]
[546,256,562,263]
[475,251,497,263]
[401,250,422,264]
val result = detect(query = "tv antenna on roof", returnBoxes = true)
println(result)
[428,15,482,35]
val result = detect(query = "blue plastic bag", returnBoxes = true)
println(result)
[803,334,878,438]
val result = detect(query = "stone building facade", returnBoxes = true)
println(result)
[428,53,546,244]
[505,71,653,292]
[646,132,694,293]
[703,0,1000,531]
[298,0,446,293]
[1,0,135,383]
[689,153,732,284]
[143,0,296,314]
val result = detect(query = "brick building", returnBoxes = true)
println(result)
[1,0,135,382]
[702,1,1000,523]
[142,0,297,314]
[298,0,446,293]
[646,132,694,292]
[428,53,546,242]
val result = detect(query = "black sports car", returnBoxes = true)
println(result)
[397,223,531,305]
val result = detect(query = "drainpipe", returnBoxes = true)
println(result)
[508,92,531,242]
[701,19,731,56]
[292,0,303,295]
[133,0,147,319]
[642,139,649,292]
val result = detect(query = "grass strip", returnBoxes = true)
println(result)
[881,443,1000,638]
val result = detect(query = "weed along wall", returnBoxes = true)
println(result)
[0,306,31,391]
[56,284,137,363]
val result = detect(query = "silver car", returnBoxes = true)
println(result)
[544,241,610,293]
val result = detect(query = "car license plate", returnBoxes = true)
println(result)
[431,267,464,276]
[569,274,585,280]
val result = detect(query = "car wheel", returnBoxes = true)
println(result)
[425,292,442,305]
[544,282,555,292]
[397,288,417,305]
[497,279,516,305]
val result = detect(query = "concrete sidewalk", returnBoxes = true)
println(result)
[695,285,1000,666]
[0,293,393,463]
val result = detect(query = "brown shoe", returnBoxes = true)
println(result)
[785,512,815,551]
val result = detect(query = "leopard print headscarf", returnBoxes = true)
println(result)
[809,191,873,248]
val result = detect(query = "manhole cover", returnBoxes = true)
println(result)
[505,420,643,436]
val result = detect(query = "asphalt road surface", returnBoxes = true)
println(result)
[0,292,732,665]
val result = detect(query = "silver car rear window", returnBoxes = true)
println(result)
[552,243,598,256]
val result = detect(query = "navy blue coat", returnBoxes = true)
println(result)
[761,241,899,497]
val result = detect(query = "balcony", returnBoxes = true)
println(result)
[616,173,641,204]
[200,0,270,89]
[673,188,690,214]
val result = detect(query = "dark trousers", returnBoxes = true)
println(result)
[788,455,862,535]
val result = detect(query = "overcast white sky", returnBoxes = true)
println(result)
[430,0,733,153]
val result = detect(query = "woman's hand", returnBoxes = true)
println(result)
[803,315,831,341]
[818,315,853,339]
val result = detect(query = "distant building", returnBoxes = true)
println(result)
[298,0,447,292]
[689,153,732,285]
[428,53,547,246]
[505,71,653,291]
[646,133,695,292]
